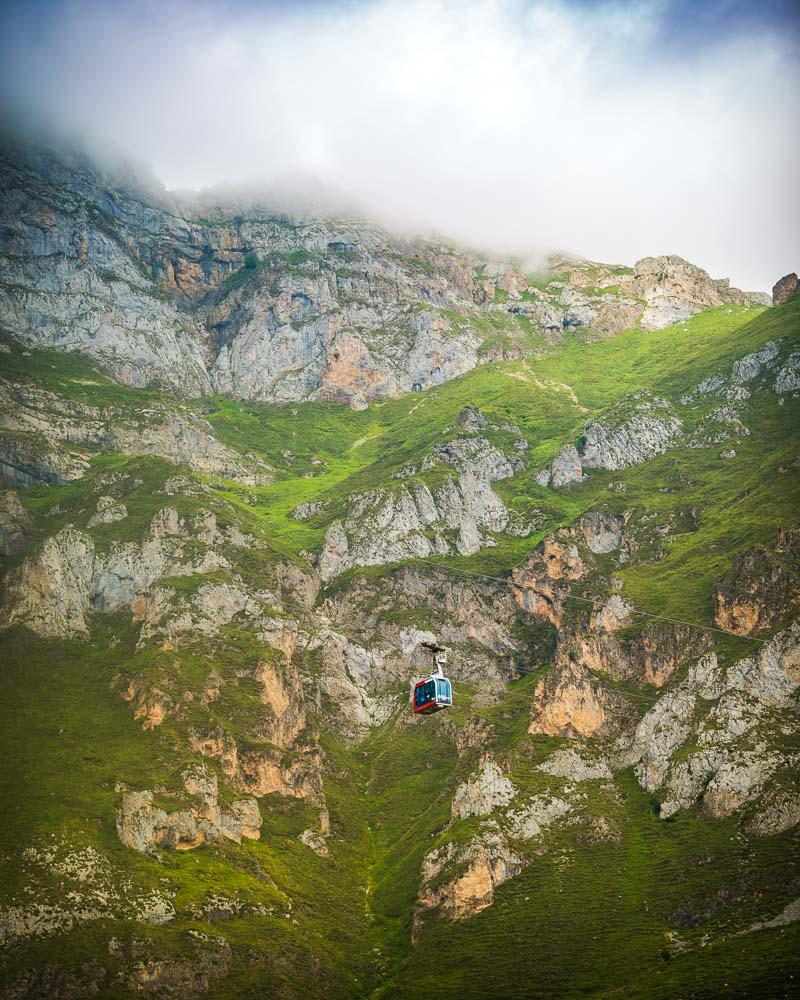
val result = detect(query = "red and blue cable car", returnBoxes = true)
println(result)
[412,643,453,714]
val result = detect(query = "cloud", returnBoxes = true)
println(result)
[1,0,798,290]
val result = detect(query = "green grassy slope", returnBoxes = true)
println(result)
[198,301,799,622]
[1,301,799,996]
[2,630,797,998]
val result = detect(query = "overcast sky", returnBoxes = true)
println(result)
[1,0,798,291]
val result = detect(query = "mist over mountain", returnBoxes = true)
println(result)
[1,0,798,291]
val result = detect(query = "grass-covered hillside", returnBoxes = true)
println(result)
[200,300,799,622]
[0,298,798,998]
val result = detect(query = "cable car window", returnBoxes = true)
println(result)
[415,681,435,706]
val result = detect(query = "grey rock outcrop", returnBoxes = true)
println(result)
[417,792,571,925]
[579,394,683,470]
[135,580,257,647]
[731,342,779,384]
[775,353,800,395]
[451,759,517,820]
[0,376,272,485]
[116,766,261,853]
[0,430,89,487]
[318,438,531,580]
[0,526,96,637]
[0,138,771,409]
[626,256,769,330]
[417,832,524,924]
[623,626,800,829]
[537,749,612,783]
[87,495,128,527]
[106,413,273,485]
[0,508,242,638]
[535,444,584,489]
[577,510,625,553]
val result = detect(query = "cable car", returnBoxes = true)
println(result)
[413,642,453,714]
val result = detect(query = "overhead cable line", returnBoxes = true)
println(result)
[420,559,768,645]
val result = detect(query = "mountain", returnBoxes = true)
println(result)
[0,135,798,1000]
[0,135,769,407]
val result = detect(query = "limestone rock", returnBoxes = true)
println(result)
[451,759,517,820]
[0,507,247,639]
[590,594,633,633]
[505,794,572,839]
[190,726,327,824]
[135,580,255,647]
[772,272,800,307]
[0,375,271,486]
[701,756,780,820]
[510,539,586,628]
[417,792,571,925]
[0,139,772,410]
[577,510,626,553]
[624,256,766,330]
[107,413,273,485]
[0,429,89,487]
[535,444,584,489]
[416,833,524,924]
[579,394,683,471]
[713,528,800,636]
[0,489,33,555]
[290,499,328,521]
[528,662,630,739]
[299,828,329,856]
[731,341,779,384]
[628,687,698,791]
[116,766,262,853]
[538,749,611,782]
[746,788,800,837]
[0,526,95,637]
[457,405,487,432]
[775,353,800,395]
[315,631,396,732]
[723,621,800,708]
[87,495,128,527]
[624,625,800,826]
[318,441,528,580]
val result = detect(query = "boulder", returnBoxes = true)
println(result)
[772,272,800,307]
[535,444,584,489]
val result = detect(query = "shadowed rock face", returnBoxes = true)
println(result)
[773,272,800,307]
[713,527,800,636]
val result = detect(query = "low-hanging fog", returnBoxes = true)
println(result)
[1,0,798,291]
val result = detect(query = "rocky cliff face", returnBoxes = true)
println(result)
[773,272,800,307]
[0,136,769,409]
